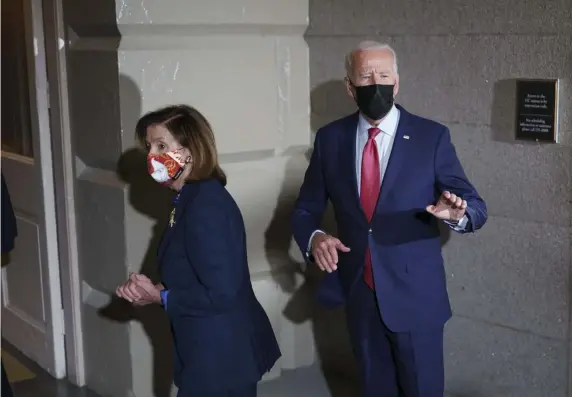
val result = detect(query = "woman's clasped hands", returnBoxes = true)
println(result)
[116,273,163,306]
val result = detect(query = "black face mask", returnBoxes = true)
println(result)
[351,83,395,120]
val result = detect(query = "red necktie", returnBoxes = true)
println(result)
[360,127,382,289]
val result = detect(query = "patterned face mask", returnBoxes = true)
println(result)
[147,149,188,184]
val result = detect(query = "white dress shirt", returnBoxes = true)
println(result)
[355,105,400,191]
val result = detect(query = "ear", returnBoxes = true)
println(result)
[345,77,355,100]
[393,75,400,97]
[181,147,193,164]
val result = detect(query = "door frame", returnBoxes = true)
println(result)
[2,0,68,378]
[41,0,86,386]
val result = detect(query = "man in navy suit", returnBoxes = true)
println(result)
[291,41,487,397]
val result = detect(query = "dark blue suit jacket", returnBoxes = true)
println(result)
[2,173,17,254]
[291,106,487,332]
[158,179,281,393]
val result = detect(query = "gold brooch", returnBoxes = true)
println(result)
[169,208,176,227]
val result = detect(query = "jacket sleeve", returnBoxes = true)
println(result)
[434,127,487,233]
[290,130,330,259]
[165,193,245,317]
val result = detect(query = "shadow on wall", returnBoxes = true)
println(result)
[99,75,175,397]
[263,80,357,397]
[491,79,518,143]
[264,79,451,397]
[264,156,359,397]
[310,79,356,133]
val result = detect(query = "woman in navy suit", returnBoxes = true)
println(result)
[116,105,281,397]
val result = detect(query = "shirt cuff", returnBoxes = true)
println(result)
[160,289,170,310]
[307,230,325,259]
[444,214,469,232]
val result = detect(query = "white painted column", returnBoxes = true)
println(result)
[114,1,313,396]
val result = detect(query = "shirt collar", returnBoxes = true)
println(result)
[357,105,399,137]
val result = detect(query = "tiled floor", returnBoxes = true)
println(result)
[6,361,354,397]
[261,367,457,397]
[3,339,356,397]
[3,342,100,397]
[3,343,455,397]
[260,365,359,397]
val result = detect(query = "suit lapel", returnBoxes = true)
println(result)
[157,183,196,264]
[339,112,368,223]
[377,105,411,205]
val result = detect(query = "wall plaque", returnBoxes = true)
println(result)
[515,79,559,142]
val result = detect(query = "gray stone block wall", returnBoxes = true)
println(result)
[306,1,572,396]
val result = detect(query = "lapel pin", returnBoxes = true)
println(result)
[169,208,176,227]
[403,135,410,140]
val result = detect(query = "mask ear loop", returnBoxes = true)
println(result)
[346,75,355,87]
[184,156,193,176]
[177,156,192,180]
[346,76,358,102]
[168,152,192,182]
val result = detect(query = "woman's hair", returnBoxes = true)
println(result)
[135,104,227,186]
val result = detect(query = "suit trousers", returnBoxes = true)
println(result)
[177,383,256,397]
[346,279,445,397]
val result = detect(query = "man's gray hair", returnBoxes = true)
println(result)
[345,41,398,77]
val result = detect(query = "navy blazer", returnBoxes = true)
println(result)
[291,105,487,332]
[2,173,17,254]
[158,179,281,393]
